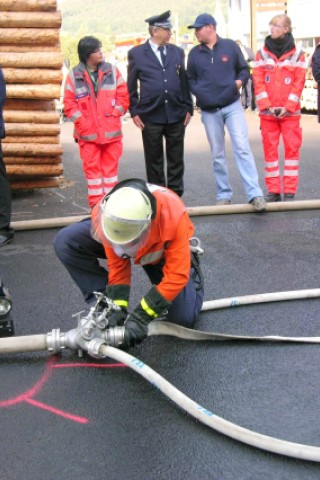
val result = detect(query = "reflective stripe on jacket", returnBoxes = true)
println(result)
[253,47,306,114]
[91,185,195,302]
[64,61,129,143]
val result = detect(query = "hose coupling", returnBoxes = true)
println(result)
[87,338,107,358]
[105,326,125,348]
[81,326,125,358]
[46,328,65,354]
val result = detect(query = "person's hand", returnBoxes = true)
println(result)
[132,115,145,130]
[184,112,192,126]
[235,79,242,90]
[270,107,287,118]
[107,306,128,327]
[105,284,130,327]
[123,311,149,347]
[123,286,171,348]
[275,107,287,118]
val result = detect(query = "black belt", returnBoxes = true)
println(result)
[202,106,223,113]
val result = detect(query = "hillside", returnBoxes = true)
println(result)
[58,0,228,37]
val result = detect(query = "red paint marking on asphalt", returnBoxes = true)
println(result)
[0,357,55,407]
[25,398,89,424]
[0,358,125,422]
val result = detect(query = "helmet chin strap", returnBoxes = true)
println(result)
[113,243,140,258]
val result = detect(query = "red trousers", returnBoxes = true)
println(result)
[78,140,123,207]
[260,116,302,194]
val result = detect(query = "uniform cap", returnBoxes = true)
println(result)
[188,13,217,29]
[145,10,172,29]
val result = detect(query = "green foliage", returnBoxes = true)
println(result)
[60,32,116,67]
[58,0,228,65]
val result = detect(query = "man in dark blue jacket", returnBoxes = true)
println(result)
[127,11,193,197]
[0,67,14,247]
[312,44,320,123]
[187,13,266,212]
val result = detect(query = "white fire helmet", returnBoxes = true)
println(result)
[101,186,153,250]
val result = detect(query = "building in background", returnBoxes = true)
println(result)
[227,0,319,50]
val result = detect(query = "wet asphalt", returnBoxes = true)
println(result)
[1,111,320,479]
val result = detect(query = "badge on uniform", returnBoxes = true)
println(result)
[76,92,88,99]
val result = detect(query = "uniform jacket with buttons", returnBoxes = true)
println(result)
[187,36,249,111]
[311,44,320,122]
[127,41,193,123]
[64,61,129,144]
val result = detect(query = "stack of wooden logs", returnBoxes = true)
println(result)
[0,0,64,190]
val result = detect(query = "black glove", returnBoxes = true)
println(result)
[123,286,171,348]
[123,310,149,347]
[105,284,130,327]
[106,307,127,328]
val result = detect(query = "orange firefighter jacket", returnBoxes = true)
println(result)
[91,186,195,302]
[253,47,306,114]
[64,61,129,144]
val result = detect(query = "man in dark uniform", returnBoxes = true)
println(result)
[0,66,14,247]
[127,11,193,197]
[312,44,320,123]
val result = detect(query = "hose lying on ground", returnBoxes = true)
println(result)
[1,299,320,461]
[100,344,320,463]
[201,288,320,311]
[11,199,320,231]
[1,325,320,461]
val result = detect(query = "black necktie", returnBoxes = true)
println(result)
[158,46,166,66]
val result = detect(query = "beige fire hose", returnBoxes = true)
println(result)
[5,201,320,460]
[11,199,320,231]
[1,289,320,462]
[1,320,320,461]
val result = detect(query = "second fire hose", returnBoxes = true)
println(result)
[1,288,320,461]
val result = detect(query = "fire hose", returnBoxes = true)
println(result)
[10,199,320,231]
[1,291,320,462]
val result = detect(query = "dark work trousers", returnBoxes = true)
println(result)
[0,143,12,232]
[53,219,204,328]
[141,121,186,197]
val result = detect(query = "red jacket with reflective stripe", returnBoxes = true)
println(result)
[91,185,195,302]
[253,47,306,114]
[64,61,129,144]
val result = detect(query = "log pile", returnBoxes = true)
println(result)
[0,0,64,190]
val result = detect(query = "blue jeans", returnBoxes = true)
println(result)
[201,99,263,202]
[53,219,204,328]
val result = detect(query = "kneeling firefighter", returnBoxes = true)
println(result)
[90,178,204,348]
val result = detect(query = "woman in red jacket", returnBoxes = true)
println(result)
[253,15,306,202]
[64,36,129,207]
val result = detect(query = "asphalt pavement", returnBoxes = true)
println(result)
[1,111,320,479]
